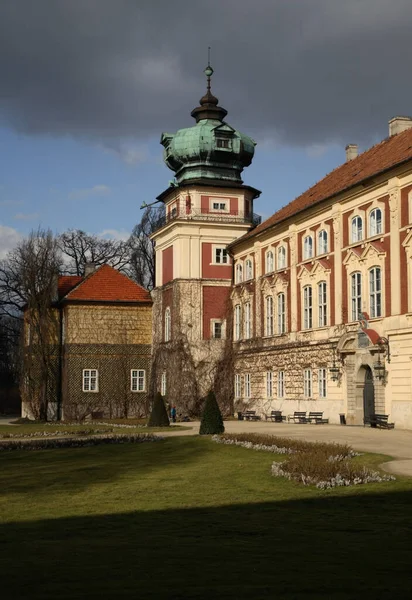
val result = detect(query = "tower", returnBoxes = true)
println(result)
[151,62,260,414]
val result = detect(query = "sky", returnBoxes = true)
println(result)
[1,0,412,257]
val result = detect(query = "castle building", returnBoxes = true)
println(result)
[152,65,412,429]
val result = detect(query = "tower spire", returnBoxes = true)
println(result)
[190,52,228,123]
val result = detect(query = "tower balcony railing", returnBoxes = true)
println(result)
[151,204,262,233]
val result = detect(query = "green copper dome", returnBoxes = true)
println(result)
[161,65,256,185]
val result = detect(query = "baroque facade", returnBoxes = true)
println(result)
[151,62,412,429]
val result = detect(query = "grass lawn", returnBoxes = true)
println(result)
[0,422,186,437]
[1,436,412,599]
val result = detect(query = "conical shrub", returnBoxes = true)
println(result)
[148,392,170,427]
[199,391,225,435]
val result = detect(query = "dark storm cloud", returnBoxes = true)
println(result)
[1,0,412,147]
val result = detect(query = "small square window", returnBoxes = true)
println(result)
[131,369,146,392]
[214,247,228,264]
[216,138,231,149]
[83,369,98,392]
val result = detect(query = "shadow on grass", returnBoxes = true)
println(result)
[0,437,208,495]
[2,489,412,599]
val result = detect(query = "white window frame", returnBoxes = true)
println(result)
[277,370,285,398]
[277,292,286,334]
[266,371,273,398]
[318,368,327,398]
[234,304,241,341]
[131,369,146,392]
[318,230,328,255]
[277,246,287,270]
[266,250,274,273]
[265,295,274,336]
[235,262,243,284]
[303,235,313,260]
[213,247,229,265]
[164,307,171,342]
[245,259,253,280]
[318,281,327,327]
[244,302,252,339]
[83,369,98,393]
[235,374,242,399]
[210,198,229,212]
[351,272,362,321]
[244,373,251,399]
[369,208,382,237]
[211,319,224,339]
[351,216,363,243]
[304,368,312,398]
[303,285,313,329]
[161,371,167,396]
[369,267,382,318]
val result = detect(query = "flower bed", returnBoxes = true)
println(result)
[0,433,163,452]
[212,433,395,489]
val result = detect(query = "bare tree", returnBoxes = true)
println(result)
[0,229,62,420]
[58,229,132,275]
[129,207,164,290]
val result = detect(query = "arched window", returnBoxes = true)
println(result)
[303,236,313,260]
[245,259,253,280]
[277,246,287,269]
[234,305,241,340]
[235,263,243,284]
[318,281,327,327]
[369,267,382,318]
[303,285,312,329]
[265,296,274,336]
[164,307,171,342]
[266,250,274,273]
[369,208,382,237]
[244,302,252,339]
[351,272,362,321]
[318,230,328,255]
[277,292,286,334]
[351,216,363,243]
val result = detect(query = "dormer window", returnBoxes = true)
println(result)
[216,138,232,149]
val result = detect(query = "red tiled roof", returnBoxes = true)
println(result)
[62,265,152,303]
[58,276,82,299]
[238,128,412,244]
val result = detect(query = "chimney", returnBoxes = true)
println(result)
[84,262,97,277]
[389,116,412,136]
[345,144,358,162]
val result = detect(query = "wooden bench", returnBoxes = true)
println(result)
[287,411,308,424]
[364,414,395,429]
[265,410,285,423]
[243,410,261,421]
[307,411,329,424]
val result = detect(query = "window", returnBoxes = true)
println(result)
[131,369,146,392]
[369,208,382,237]
[216,138,231,149]
[303,286,313,329]
[265,295,274,336]
[234,305,241,340]
[277,293,286,334]
[304,369,312,398]
[83,369,98,392]
[318,230,328,255]
[277,370,285,398]
[303,236,313,260]
[245,259,253,280]
[351,272,362,321]
[161,372,167,396]
[212,201,227,210]
[235,263,243,284]
[214,247,228,264]
[369,267,382,318]
[318,281,327,327]
[212,321,223,339]
[164,307,171,342]
[244,302,252,339]
[266,250,274,273]
[235,374,242,399]
[266,371,273,398]
[244,373,251,398]
[318,368,327,398]
[351,216,363,243]
[277,246,286,269]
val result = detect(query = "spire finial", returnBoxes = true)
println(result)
[204,47,214,93]
[191,50,227,123]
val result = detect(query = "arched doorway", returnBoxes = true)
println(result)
[363,366,375,420]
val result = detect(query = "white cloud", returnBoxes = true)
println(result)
[13,212,39,221]
[98,228,130,241]
[0,225,22,258]
[68,185,111,200]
